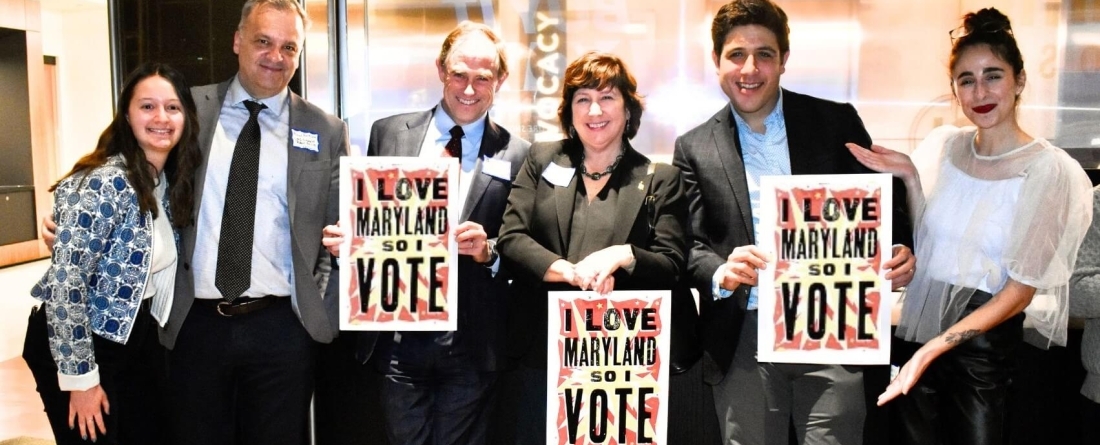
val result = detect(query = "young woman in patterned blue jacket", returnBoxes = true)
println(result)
[24,62,201,444]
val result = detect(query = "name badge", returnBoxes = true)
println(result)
[291,129,320,153]
[482,157,511,181]
[541,162,575,187]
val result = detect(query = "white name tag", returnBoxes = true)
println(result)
[482,157,511,181]
[541,162,575,187]
[291,129,320,152]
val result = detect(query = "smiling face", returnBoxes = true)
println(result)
[952,43,1025,132]
[713,24,788,129]
[233,4,304,99]
[128,75,184,157]
[436,33,507,126]
[571,86,627,154]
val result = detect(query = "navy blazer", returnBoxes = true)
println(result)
[358,108,530,371]
[672,89,914,383]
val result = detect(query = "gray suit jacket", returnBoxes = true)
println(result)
[356,107,529,371]
[159,80,348,349]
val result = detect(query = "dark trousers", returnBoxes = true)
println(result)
[314,334,390,445]
[893,300,1024,445]
[1083,395,1100,445]
[23,300,168,445]
[378,333,496,445]
[168,298,316,445]
[667,356,723,445]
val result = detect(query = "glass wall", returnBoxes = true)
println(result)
[330,0,1100,167]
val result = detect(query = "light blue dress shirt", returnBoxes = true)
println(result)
[712,91,791,310]
[193,77,294,300]
[420,105,500,273]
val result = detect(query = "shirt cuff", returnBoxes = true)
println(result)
[58,365,100,392]
[487,255,501,277]
[711,268,734,300]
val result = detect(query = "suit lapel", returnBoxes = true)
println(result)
[459,116,502,223]
[610,146,649,246]
[185,82,230,258]
[286,93,315,229]
[553,146,578,254]
[711,109,755,242]
[397,110,432,157]
[781,90,816,175]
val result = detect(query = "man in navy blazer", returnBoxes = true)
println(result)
[672,1,915,444]
[160,1,347,444]
[317,21,529,445]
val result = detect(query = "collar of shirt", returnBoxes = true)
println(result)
[227,75,290,118]
[729,89,788,311]
[432,104,486,170]
[730,89,784,139]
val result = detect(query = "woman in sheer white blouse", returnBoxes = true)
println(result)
[846,7,1093,445]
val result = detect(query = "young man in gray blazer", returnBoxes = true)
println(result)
[672,1,915,444]
[162,1,347,444]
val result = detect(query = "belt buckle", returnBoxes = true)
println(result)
[216,301,236,317]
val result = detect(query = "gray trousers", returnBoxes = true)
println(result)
[713,310,767,445]
[713,310,866,445]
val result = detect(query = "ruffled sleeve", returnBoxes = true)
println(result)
[1003,142,1093,347]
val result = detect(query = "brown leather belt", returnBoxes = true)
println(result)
[195,296,282,317]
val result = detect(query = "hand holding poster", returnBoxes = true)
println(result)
[338,157,459,331]
[757,174,893,364]
[548,291,670,444]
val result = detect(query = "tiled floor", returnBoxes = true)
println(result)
[0,259,53,443]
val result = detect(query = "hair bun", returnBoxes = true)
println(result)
[963,7,1013,36]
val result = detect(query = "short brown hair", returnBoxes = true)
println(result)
[558,51,644,140]
[711,0,789,57]
[438,21,509,79]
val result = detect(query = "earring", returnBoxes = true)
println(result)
[569,126,577,139]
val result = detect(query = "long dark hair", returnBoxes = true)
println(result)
[52,62,202,229]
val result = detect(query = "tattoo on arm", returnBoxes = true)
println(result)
[943,329,980,345]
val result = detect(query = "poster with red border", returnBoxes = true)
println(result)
[338,157,459,331]
[547,290,670,444]
[757,174,893,364]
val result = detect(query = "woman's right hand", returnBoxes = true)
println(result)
[846,143,918,183]
[69,384,110,441]
[878,342,938,406]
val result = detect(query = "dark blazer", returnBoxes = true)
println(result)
[357,107,530,371]
[497,139,699,370]
[159,80,348,348]
[672,89,913,383]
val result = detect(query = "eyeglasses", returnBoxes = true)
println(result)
[948,21,1012,43]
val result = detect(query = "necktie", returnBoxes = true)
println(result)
[445,125,464,158]
[215,100,266,302]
